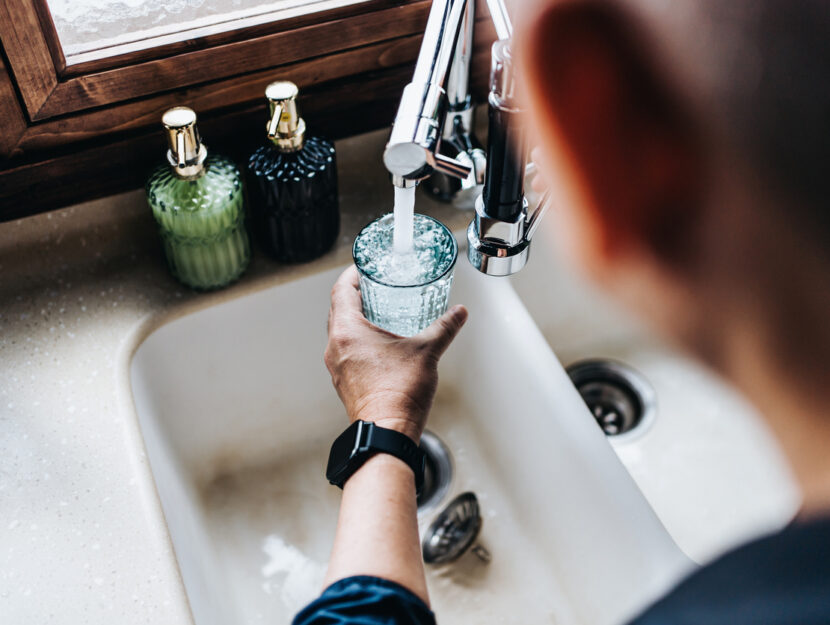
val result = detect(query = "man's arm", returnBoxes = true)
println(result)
[320,266,468,604]
[324,454,427,601]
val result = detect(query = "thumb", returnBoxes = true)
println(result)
[417,305,468,357]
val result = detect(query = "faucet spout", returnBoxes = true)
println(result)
[424,0,487,206]
[383,0,473,186]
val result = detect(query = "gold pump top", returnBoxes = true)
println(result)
[162,106,208,179]
[265,81,306,152]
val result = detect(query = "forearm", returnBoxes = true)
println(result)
[323,452,429,605]
[318,268,467,611]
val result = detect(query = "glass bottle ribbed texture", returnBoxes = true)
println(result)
[146,154,250,290]
[246,136,339,263]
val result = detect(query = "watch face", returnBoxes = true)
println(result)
[326,420,364,484]
[330,421,360,462]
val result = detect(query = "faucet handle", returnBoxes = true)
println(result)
[525,190,551,242]
[432,152,473,180]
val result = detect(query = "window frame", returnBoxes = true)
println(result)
[0,0,494,221]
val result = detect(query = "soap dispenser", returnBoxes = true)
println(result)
[145,107,250,290]
[246,81,339,262]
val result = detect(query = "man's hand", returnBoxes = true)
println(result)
[324,265,468,443]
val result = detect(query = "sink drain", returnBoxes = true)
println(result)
[566,359,656,439]
[418,430,453,513]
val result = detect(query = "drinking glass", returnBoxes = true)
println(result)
[353,213,458,337]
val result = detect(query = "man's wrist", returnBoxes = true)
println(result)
[344,452,417,494]
[371,417,422,444]
[350,394,427,444]
[349,411,423,444]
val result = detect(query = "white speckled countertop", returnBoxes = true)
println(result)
[0,128,471,624]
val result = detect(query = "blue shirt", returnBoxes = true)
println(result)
[294,576,436,625]
[294,517,830,625]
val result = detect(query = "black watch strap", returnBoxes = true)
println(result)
[326,420,425,494]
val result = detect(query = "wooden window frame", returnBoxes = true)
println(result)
[0,0,494,222]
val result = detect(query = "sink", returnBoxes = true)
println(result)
[509,224,800,564]
[131,256,693,625]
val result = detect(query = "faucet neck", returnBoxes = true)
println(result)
[481,41,525,222]
[383,0,473,184]
[482,97,526,222]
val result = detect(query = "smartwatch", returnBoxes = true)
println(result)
[326,420,425,494]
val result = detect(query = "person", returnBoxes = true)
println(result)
[294,0,830,622]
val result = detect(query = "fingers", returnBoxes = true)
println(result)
[331,265,361,313]
[417,305,468,357]
[328,265,364,341]
[330,267,467,356]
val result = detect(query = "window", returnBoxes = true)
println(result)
[46,0,374,65]
[0,0,495,221]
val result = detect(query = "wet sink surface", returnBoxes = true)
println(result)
[131,258,693,625]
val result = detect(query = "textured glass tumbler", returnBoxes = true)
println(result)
[353,214,458,337]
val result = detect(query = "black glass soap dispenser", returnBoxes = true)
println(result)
[246,81,340,263]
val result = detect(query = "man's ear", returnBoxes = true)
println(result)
[521,1,702,266]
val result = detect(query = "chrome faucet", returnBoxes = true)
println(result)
[383,0,476,189]
[423,0,486,207]
[383,0,549,276]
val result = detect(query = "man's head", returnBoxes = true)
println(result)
[517,0,830,408]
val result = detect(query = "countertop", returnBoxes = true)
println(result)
[0,128,472,624]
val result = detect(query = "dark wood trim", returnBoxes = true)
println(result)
[9,25,493,157]
[2,0,435,121]
[31,0,66,75]
[14,33,431,155]
[0,0,58,117]
[0,54,27,160]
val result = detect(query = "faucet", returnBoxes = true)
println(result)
[383,0,549,276]
[422,0,486,207]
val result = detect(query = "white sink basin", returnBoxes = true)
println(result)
[131,257,693,625]
[509,225,800,564]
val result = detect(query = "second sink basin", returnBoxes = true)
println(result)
[131,258,692,625]
[509,224,800,564]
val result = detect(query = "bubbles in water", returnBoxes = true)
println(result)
[354,214,455,287]
[261,535,325,614]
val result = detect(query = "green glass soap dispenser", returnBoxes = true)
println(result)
[146,107,250,290]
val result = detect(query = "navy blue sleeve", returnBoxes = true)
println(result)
[292,576,437,625]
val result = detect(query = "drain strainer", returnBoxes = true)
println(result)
[422,491,491,565]
[566,359,656,438]
[417,430,453,512]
